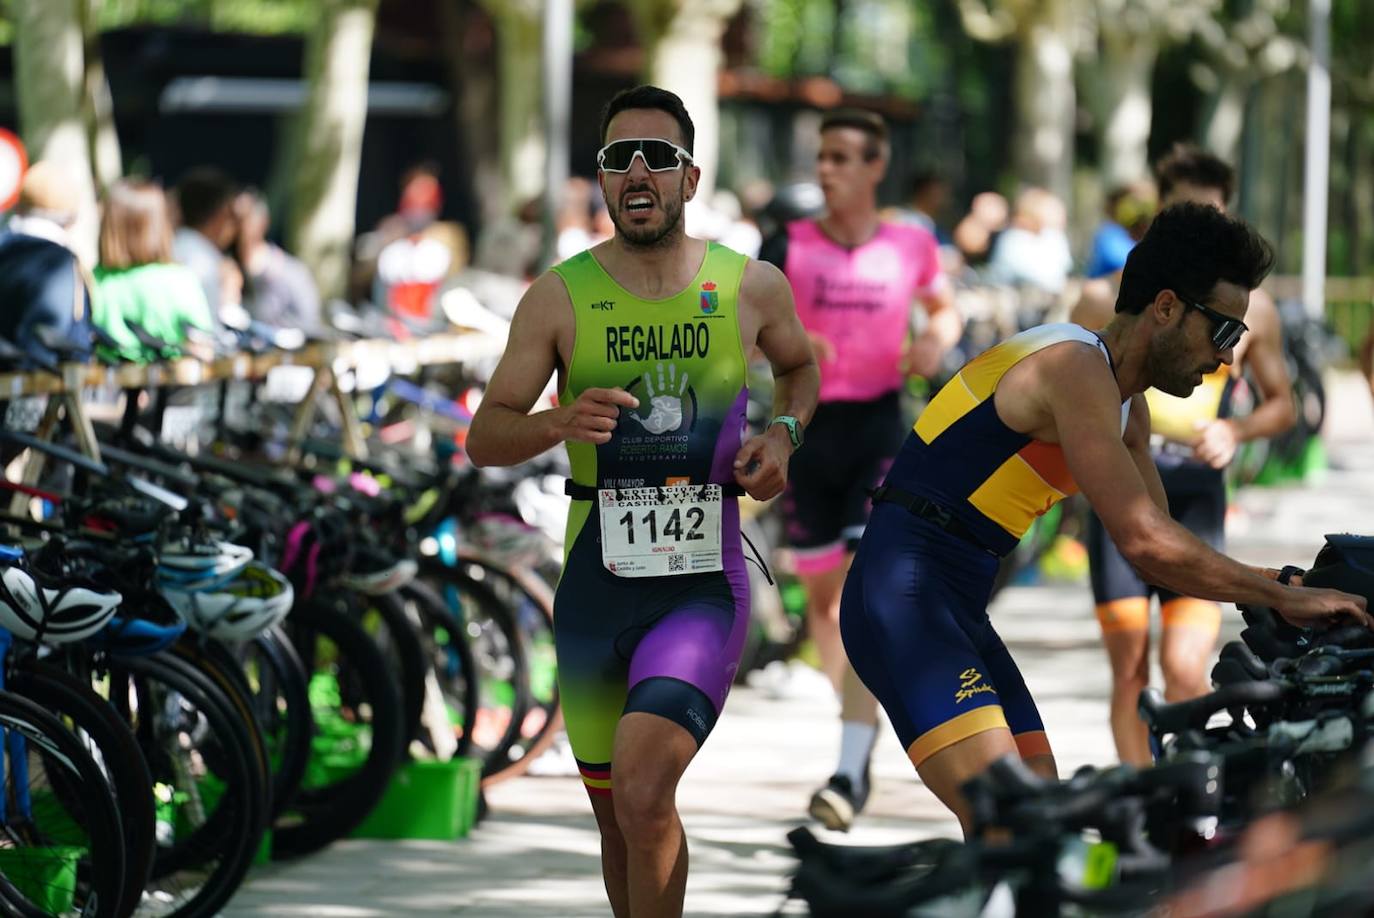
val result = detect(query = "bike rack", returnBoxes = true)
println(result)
[0,332,487,511]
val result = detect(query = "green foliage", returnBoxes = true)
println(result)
[95,0,312,35]
[752,0,945,100]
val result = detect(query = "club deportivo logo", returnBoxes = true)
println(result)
[699,281,718,314]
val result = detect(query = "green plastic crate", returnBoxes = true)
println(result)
[350,757,482,841]
[0,845,81,914]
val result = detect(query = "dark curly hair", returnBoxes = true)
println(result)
[599,85,695,155]
[1116,202,1274,314]
[1155,143,1235,205]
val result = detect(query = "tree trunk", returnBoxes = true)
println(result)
[629,0,744,201]
[438,1,498,234]
[288,0,379,302]
[1200,70,1249,165]
[14,0,98,264]
[1011,3,1076,204]
[1095,28,1158,187]
[478,1,545,218]
[82,0,122,195]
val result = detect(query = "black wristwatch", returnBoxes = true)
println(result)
[769,415,803,451]
[1277,565,1305,585]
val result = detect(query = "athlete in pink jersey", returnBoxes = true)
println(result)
[784,219,945,402]
[760,108,962,831]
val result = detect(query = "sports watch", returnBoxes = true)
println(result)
[769,415,804,451]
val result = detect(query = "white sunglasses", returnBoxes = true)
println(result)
[596,138,693,173]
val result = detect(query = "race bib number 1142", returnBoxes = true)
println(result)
[599,485,724,578]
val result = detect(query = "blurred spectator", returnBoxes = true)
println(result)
[94,179,214,362]
[985,187,1073,294]
[686,188,762,257]
[0,161,93,363]
[951,190,1008,267]
[354,163,468,328]
[555,176,596,261]
[896,168,951,244]
[172,167,238,316]
[472,195,541,280]
[590,198,615,245]
[233,188,322,335]
[1084,180,1156,279]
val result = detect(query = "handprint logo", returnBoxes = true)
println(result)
[627,361,688,435]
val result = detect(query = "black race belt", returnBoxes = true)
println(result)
[869,485,999,557]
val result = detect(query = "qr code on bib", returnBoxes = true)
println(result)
[668,555,686,573]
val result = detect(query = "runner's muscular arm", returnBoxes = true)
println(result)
[1230,290,1295,441]
[466,272,637,468]
[920,283,963,350]
[1043,345,1368,625]
[1193,290,1294,468]
[733,259,820,499]
[904,282,964,377]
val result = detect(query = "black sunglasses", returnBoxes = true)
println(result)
[1181,296,1248,351]
[596,138,692,173]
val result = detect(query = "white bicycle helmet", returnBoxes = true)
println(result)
[156,535,254,592]
[340,544,418,596]
[161,561,294,641]
[0,553,122,644]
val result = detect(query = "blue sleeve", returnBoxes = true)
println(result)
[1085,224,1135,279]
[17,249,92,363]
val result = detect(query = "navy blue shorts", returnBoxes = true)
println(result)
[839,502,1051,766]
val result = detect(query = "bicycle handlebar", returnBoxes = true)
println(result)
[1139,680,1287,736]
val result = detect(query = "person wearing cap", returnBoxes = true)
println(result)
[0,161,93,364]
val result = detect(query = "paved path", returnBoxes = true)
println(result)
[224,373,1374,916]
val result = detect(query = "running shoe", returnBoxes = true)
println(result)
[807,769,870,833]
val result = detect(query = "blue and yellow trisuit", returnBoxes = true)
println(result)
[840,324,1128,766]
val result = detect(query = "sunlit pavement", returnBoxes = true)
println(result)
[224,372,1374,917]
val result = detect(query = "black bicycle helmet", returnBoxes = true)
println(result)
[1301,533,1374,602]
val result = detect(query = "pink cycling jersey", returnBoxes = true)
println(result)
[784,219,944,403]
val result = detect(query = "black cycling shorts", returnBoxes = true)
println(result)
[780,391,906,566]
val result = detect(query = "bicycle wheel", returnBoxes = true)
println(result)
[168,636,274,811]
[399,580,477,761]
[9,662,154,918]
[417,559,529,782]
[0,689,124,918]
[350,590,427,748]
[421,554,561,785]
[230,627,313,819]
[273,597,404,859]
[103,651,267,917]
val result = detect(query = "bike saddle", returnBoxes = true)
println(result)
[70,489,174,539]
[0,335,58,376]
[123,319,176,359]
[90,325,128,363]
[30,324,89,364]
[787,827,977,918]
[786,826,961,878]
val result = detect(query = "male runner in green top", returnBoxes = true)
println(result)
[467,85,819,917]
